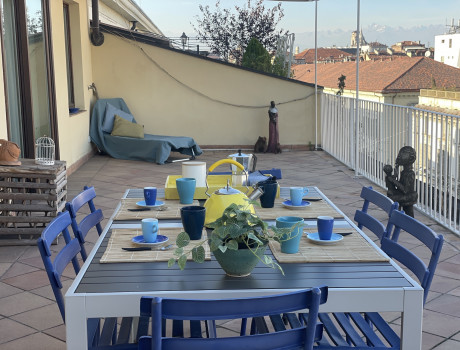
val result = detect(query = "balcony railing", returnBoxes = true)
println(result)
[321,93,460,234]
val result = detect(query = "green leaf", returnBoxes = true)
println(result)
[226,239,238,250]
[178,255,187,270]
[218,244,227,253]
[174,247,184,256]
[176,232,190,248]
[192,246,206,263]
[248,232,263,245]
[167,258,176,267]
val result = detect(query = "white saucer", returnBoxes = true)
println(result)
[136,200,165,208]
[306,232,343,245]
[131,235,169,247]
[282,200,311,209]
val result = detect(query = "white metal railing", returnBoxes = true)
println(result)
[321,93,460,234]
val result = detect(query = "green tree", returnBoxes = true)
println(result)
[193,0,286,64]
[241,38,272,73]
[336,74,346,95]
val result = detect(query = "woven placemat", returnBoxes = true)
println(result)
[268,227,389,263]
[113,198,200,220]
[254,198,343,220]
[100,227,210,263]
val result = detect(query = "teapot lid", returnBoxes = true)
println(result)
[228,149,250,158]
[216,187,241,195]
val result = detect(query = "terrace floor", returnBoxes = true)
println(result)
[1,150,460,349]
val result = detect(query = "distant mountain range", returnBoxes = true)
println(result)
[294,23,446,50]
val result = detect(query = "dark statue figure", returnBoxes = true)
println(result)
[266,101,281,154]
[384,146,418,217]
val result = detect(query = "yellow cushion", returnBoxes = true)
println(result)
[111,115,144,138]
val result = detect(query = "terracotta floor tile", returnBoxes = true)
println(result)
[431,339,460,350]
[0,264,10,277]
[0,246,26,263]
[2,270,49,291]
[422,332,446,350]
[0,283,22,299]
[422,310,460,338]
[42,324,66,342]
[11,303,62,331]
[0,262,38,280]
[425,294,460,318]
[0,332,65,350]
[0,291,53,317]
[0,318,35,344]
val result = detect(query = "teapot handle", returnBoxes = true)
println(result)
[205,159,249,197]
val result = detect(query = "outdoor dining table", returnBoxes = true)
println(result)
[65,187,424,350]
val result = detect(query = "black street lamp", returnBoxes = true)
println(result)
[180,32,188,50]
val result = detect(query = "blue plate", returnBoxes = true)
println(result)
[306,232,343,245]
[282,200,311,210]
[136,200,165,208]
[131,234,169,247]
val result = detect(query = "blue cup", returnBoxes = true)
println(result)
[290,187,309,206]
[144,187,157,206]
[176,178,196,204]
[141,218,158,243]
[276,216,304,254]
[258,180,278,208]
[180,206,206,240]
[317,216,334,240]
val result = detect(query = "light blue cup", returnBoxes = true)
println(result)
[141,218,158,243]
[276,216,304,254]
[176,178,196,204]
[290,187,309,206]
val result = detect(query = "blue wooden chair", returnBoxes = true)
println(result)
[312,210,444,349]
[138,286,328,350]
[37,212,139,349]
[66,186,104,261]
[354,186,399,243]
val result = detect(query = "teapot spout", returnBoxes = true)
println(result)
[248,186,264,201]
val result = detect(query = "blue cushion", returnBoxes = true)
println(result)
[102,103,134,133]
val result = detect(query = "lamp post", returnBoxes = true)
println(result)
[180,32,188,50]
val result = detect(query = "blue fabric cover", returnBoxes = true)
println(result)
[90,98,202,164]
[102,103,134,133]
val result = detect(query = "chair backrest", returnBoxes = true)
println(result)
[37,212,81,321]
[354,186,399,242]
[138,286,328,350]
[382,210,444,304]
[65,185,104,261]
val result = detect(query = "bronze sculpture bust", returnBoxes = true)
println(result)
[384,146,418,217]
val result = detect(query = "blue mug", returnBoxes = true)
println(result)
[180,206,206,240]
[276,216,304,254]
[290,187,309,206]
[258,179,278,208]
[141,218,158,243]
[144,187,157,206]
[176,178,196,204]
[317,216,334,240]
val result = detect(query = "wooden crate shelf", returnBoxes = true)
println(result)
[0,159,67,245]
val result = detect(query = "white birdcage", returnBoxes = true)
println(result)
[35,136,55,165]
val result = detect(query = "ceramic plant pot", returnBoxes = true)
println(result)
[213,243,268,277]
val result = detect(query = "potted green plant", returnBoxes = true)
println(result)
[168,202,300,277]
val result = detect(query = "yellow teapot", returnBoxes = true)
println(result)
[204,159,255,225]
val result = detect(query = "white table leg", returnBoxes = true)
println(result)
[66,295,88,350]
[401,288,423,350]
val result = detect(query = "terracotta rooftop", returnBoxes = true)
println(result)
[292,57,460,93]
[294,48,353,63]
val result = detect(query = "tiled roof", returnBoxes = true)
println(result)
[294,48,353,63]
[292,57,460,93]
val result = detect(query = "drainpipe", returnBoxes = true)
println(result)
[90,0,104,46]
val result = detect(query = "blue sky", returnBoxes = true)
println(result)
[137,0,460,48]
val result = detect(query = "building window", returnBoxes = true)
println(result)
[442,39,445,43]
[441,56,445,63]
[63,3,74,108]
[449,39,452,48]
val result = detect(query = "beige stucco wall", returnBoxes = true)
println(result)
[324,88,419,106]
[91,34,317,147]
[49,0,94,166]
